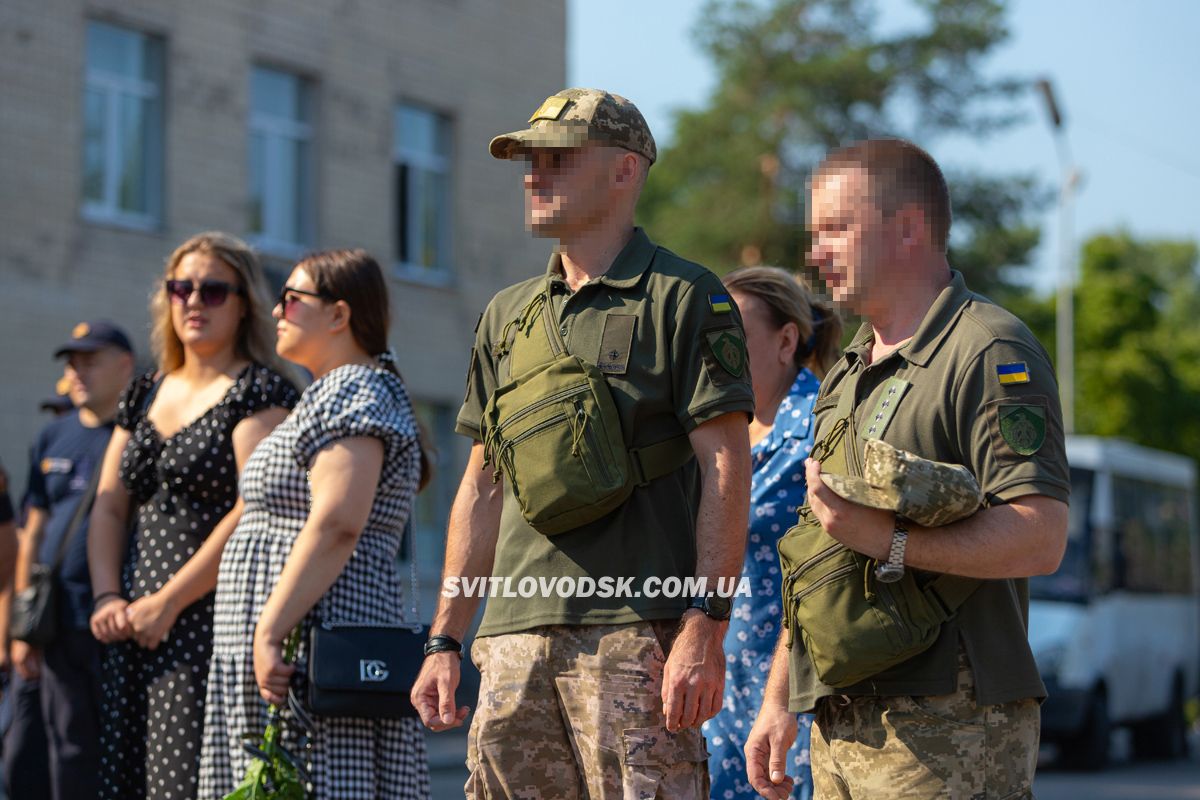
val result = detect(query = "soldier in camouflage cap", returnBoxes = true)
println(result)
[489,87,657,163]
[413,88,755,799]
[820,438,983,528]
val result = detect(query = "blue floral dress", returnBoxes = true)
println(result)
[703,368,820,800]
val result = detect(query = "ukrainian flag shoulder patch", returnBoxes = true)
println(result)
[708,293,732,314]
[996,361,1030,385]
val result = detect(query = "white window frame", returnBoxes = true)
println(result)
[393,103,453,286]
[81,23,163,230]
[247,68,315,257]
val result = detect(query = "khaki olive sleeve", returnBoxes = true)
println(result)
[670,272,756,432]
[455,306,500,441]
[954,338,1070,504]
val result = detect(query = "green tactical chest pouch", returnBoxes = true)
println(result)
[480,284,693,536]
[778,370,981,688]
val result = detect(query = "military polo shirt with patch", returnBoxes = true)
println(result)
[458,227,755,638]
[788,271,1070,712]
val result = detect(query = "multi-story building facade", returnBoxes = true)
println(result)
[0,0,567,604]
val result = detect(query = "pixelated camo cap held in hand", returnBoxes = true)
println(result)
[488,88,656,163]
[820,438,984,528]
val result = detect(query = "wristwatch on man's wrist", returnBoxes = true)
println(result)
[874,519,909,584]
[685,593,733,621]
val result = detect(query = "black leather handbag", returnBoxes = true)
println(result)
[306,620,427,718]
[305,519,427,719]
[11,469,101,646]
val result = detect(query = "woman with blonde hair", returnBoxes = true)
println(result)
[702,265,842,800]
[88,232,299,799]
[198,248,430,798]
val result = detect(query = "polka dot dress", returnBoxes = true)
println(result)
[99,364,298,800]
[198,364,430,799]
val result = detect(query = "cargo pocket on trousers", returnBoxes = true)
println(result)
[620,726,709,799]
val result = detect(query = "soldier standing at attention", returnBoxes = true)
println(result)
[744,139,1070,799]
[411,88,755,798]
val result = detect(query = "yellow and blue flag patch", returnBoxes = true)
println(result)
[708,293,732,314]
[996,362,1030,385]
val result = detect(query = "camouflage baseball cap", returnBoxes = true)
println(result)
[820,439,984,528]
[488,88,657,163]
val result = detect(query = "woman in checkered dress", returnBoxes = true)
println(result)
[198,250,430,799]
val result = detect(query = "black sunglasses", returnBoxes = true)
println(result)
[165,279,245,308]
[277,285,334,311]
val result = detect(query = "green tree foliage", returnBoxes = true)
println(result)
[1022,232,1200,458]
[638,0,1046,302]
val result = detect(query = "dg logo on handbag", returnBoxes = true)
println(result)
[359,659,389,682]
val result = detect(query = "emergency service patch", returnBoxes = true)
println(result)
[998,404,1045,456]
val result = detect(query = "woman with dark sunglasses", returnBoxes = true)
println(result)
[199,249,432,799]
[87,232,299,799]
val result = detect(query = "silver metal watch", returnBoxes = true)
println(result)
[874,519,909,583]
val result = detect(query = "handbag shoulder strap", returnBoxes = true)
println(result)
[48,465,101,573]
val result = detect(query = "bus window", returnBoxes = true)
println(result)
[1112,476,1193,594]
[1031,467,1094,602]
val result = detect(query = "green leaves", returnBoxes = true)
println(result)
[224,628,310,800]
[1021,231,1200,460]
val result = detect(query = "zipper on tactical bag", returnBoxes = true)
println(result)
[864,567,914,646]
[572,396,612,485]
[484,385,589,479]
[792,563,856,603]
[494,412,569,486]
[791,542,842,578]
[498,384,590,432]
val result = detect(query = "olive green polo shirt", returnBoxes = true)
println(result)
[457,227,755,638]
[788,270,1070,712]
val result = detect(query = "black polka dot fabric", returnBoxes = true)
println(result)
[99,364,298,800]
[198,364,429,799]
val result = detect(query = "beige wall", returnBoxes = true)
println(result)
[0,0,566,499]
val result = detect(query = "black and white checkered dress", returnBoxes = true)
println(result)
[198,364,430,799]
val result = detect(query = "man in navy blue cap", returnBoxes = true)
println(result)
[6,319,134,800]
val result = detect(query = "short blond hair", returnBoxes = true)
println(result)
[151,232,285,375]
[723,265,843,378]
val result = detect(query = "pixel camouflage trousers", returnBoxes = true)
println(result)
[810,647,1039,799]
[465,622,710,799]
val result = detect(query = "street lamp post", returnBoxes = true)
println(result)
[1036,78,1078,435]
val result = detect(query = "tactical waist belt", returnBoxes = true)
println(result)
[481,285,693,536]
[777,369,981,687]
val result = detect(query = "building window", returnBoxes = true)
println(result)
[249,67,314,254]
[82,21,164,228]
[394,103,452,278]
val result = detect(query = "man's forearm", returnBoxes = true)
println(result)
[762,635,792,710]
[692,419,751,586]
[430,451,503,640]
[903,495,1069,579]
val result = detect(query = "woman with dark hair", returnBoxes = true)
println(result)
[88,232,299,799]
[702,266,842,800]
[199,249,430,798]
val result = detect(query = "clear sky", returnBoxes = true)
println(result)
[567,0,1200,294]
